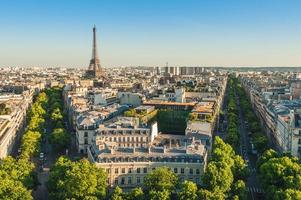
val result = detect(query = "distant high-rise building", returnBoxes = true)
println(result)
[155,66,161,75]
[164,62,169,74]
[86,25,102,78]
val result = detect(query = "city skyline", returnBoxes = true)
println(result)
[1,0,301,68]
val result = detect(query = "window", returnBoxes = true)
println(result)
[189,168,193,174]
[114,178,118,185]
[137,177,141,184]
[122,168,125,173]
[84,132,88,137]
[137,168,141,174]
[129,168,132,173]
[181,168,185,174]
[121,177,125,185]
[143,168,147,173]
[115,168,119,174]
[128,177,132,184]
[299,139,301,144]
[84,138,88,145]
[106,169,111,174]
[174,168,178,174]
[196,169,200,175]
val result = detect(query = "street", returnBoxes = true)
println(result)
[235,92,265,200]
[32,111,79,200]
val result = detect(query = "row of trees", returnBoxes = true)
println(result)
[200,136,249,200]
[46,87,70,152]
[48,156,192,200]
[47,157,199,200]
[225,78,240,150]
[47,156,107,200]
[0,91,49,199]
[235,79,268,154]
[257,149,301,199]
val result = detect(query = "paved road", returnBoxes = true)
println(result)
[32,121,55,200]
[33,111,84,197]
[235,94,265,200]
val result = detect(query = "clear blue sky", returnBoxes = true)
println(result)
[1,0,301,68]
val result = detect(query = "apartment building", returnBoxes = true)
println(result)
[0,91,33,158]
[88,134,207,187]
[76,106,129,153]
[241,73,301,157]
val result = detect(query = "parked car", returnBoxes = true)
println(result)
[39,152,44,161]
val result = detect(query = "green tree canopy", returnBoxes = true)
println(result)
[149,190,170,200]
[47,157,107,200]
[110,186,124,200]
[202,161,233,193]
[0,156,36,189]
[50,107,63,122]
[197,189,225,200]
[202,136,248,198]
[178,180,197,200]
[144,167,178,192]
[258,151,301,199]
[0,175,32,200]
[124,109,137,117]
[129,187,144,200]
[49,128,70,152]
[230,180,247,200]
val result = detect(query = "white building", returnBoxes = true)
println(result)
[276,109,301,157]
[0,91,33,158]
[76,106,129,153]
[88,136,207,188]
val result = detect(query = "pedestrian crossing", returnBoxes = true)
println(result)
[247,187,264,194]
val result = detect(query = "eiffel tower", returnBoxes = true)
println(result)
[86,25,102,78]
